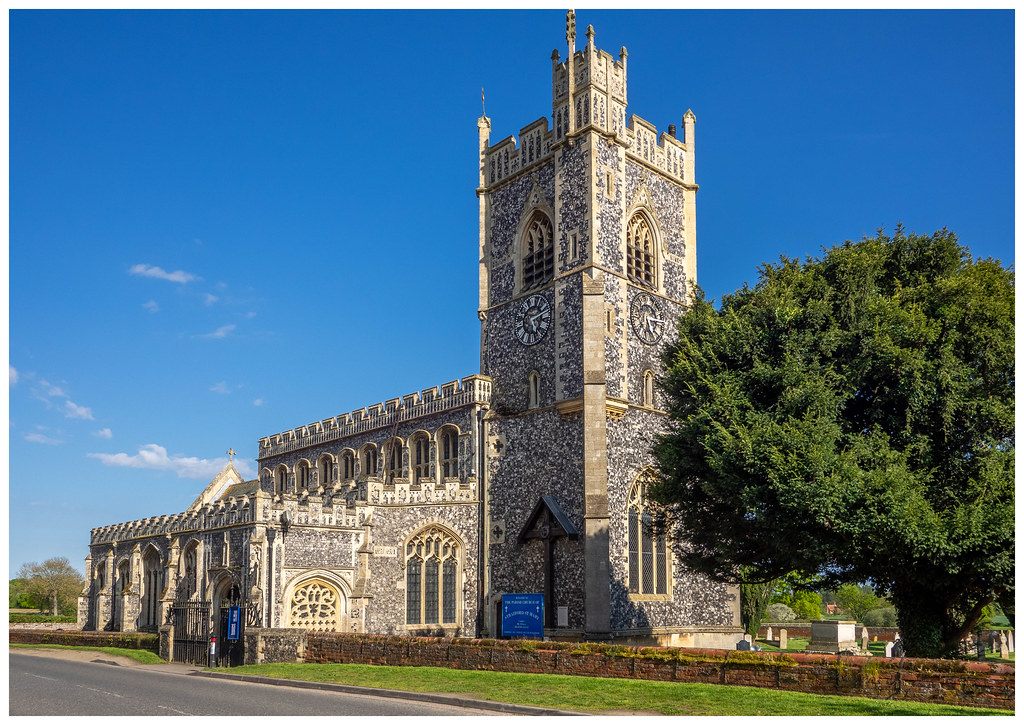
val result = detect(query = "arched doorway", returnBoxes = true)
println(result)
[212,576,245,667]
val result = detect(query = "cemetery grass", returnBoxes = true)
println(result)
[10,643,165,664]
[224,662,1008,715]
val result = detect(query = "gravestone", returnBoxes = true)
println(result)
[976,635,986,661]
[766,626,773,642]
[999,633,1009,659]
[884,641,894,658]
[779,628,788,650]
[892,639,904,658]
[736,639,752,651]
[805,619,863,654]
[1007,630,1014,653]
[861,627,869,652]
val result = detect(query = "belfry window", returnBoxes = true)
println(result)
[296,460,310,491]
[522,212,554,289]
[405,527,461,626]
[274,465,288,494]
[627,213,656,288]
[628,470,669,596]
[440,429,459,479]
[362,446,378,478]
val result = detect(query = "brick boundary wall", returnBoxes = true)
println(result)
[301,632,1014,711]
[10,629,160,653]
[757,624,1011,643]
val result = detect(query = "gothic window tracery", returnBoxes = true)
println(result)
[361,445,378,478]
[318,455,334,487]
[405,527,461,626]
[288,579,341,632]
[274,465,288,495]
[384,438,403,482]
[522,212,554,289]
[628,470,669,596]
[627,213,656,288]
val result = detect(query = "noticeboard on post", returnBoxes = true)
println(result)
[501,593,544,638]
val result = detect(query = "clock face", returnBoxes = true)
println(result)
[514,293,552,346]
[630,292,666,345]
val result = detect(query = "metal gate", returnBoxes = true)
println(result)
[216,583,260,667]
[171,601,210,665]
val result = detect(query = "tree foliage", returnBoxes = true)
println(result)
[653,228,1014,658]
[833,583,888,623]
[17,557,83,617]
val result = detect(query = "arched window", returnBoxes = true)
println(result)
[439,428,459,479]
[384,439,403,482]
[627,213,656,288]
[341,450,355,480]
[628,470,669,596]
[528,371,541,409]
[96,561,106,591]
[318,455,334,487]
[412,434,431,484]
[405,527,461,626]
[361,445,378,478]
[274,465,288,495]
[296,460,311,491]
[179,543,198,600]
[643,370,655,408]
[522,211,554,289]
[289,578,343,632]
[140,547,164,631]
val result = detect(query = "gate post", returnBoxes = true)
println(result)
[159,623,173,661]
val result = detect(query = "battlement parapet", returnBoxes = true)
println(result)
[89,493,267,545]
[484,118,554,187]
[621,113,691,183]
[258,374,491,460]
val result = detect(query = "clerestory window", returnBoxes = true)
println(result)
[440,428,459,479]
[412,434,431,484]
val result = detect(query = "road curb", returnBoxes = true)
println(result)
[192,670,586,716]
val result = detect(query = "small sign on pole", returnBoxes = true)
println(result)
[501,593,544,638]
[227,606,241,641]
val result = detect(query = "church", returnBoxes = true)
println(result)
[79,12,742,662]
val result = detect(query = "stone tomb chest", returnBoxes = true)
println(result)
[804,620,862,654]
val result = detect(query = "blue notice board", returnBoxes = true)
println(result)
[502,593,544,638]
[227,606,241,640]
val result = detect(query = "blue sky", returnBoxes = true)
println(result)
[8,10,1013,576]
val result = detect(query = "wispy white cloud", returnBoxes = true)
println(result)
[40,380,67,398]
[143,299,160,313]
[25,432,61,445]
[203,293,219,306]
[199,324,236,339]
[9,366,18,385]
[245,311,257,319]
[64,401,95,420]
[210,381,231,394]
[129,263,198,284]
[94,428,113,439]
[253,398,263,407]
[87,443,246,479]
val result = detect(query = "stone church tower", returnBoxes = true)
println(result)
[478,12,738,645]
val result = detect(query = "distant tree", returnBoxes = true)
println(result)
[863,607,898,628]
[17,558,83,616]
[791,591,824,621]
[834,584,887,623]
[767,603,796,622]
[654,228,1014,658]
[739,566,775,637]
[8,578,42,610]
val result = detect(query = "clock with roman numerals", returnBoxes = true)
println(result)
[514,293,552,346]
[630,292,666,345]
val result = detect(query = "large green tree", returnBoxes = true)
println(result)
[653,228,1014,659]
[17,557,83,617]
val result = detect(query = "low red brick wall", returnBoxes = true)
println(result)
[10,629,160,652]
[304,633,1014,711]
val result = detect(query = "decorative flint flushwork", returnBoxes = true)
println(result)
[258,375,492,460]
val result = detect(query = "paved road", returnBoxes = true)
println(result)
[9,652,498,716]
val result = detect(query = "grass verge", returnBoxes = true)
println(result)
[223,662,1009,716]
[10,643,165,665]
